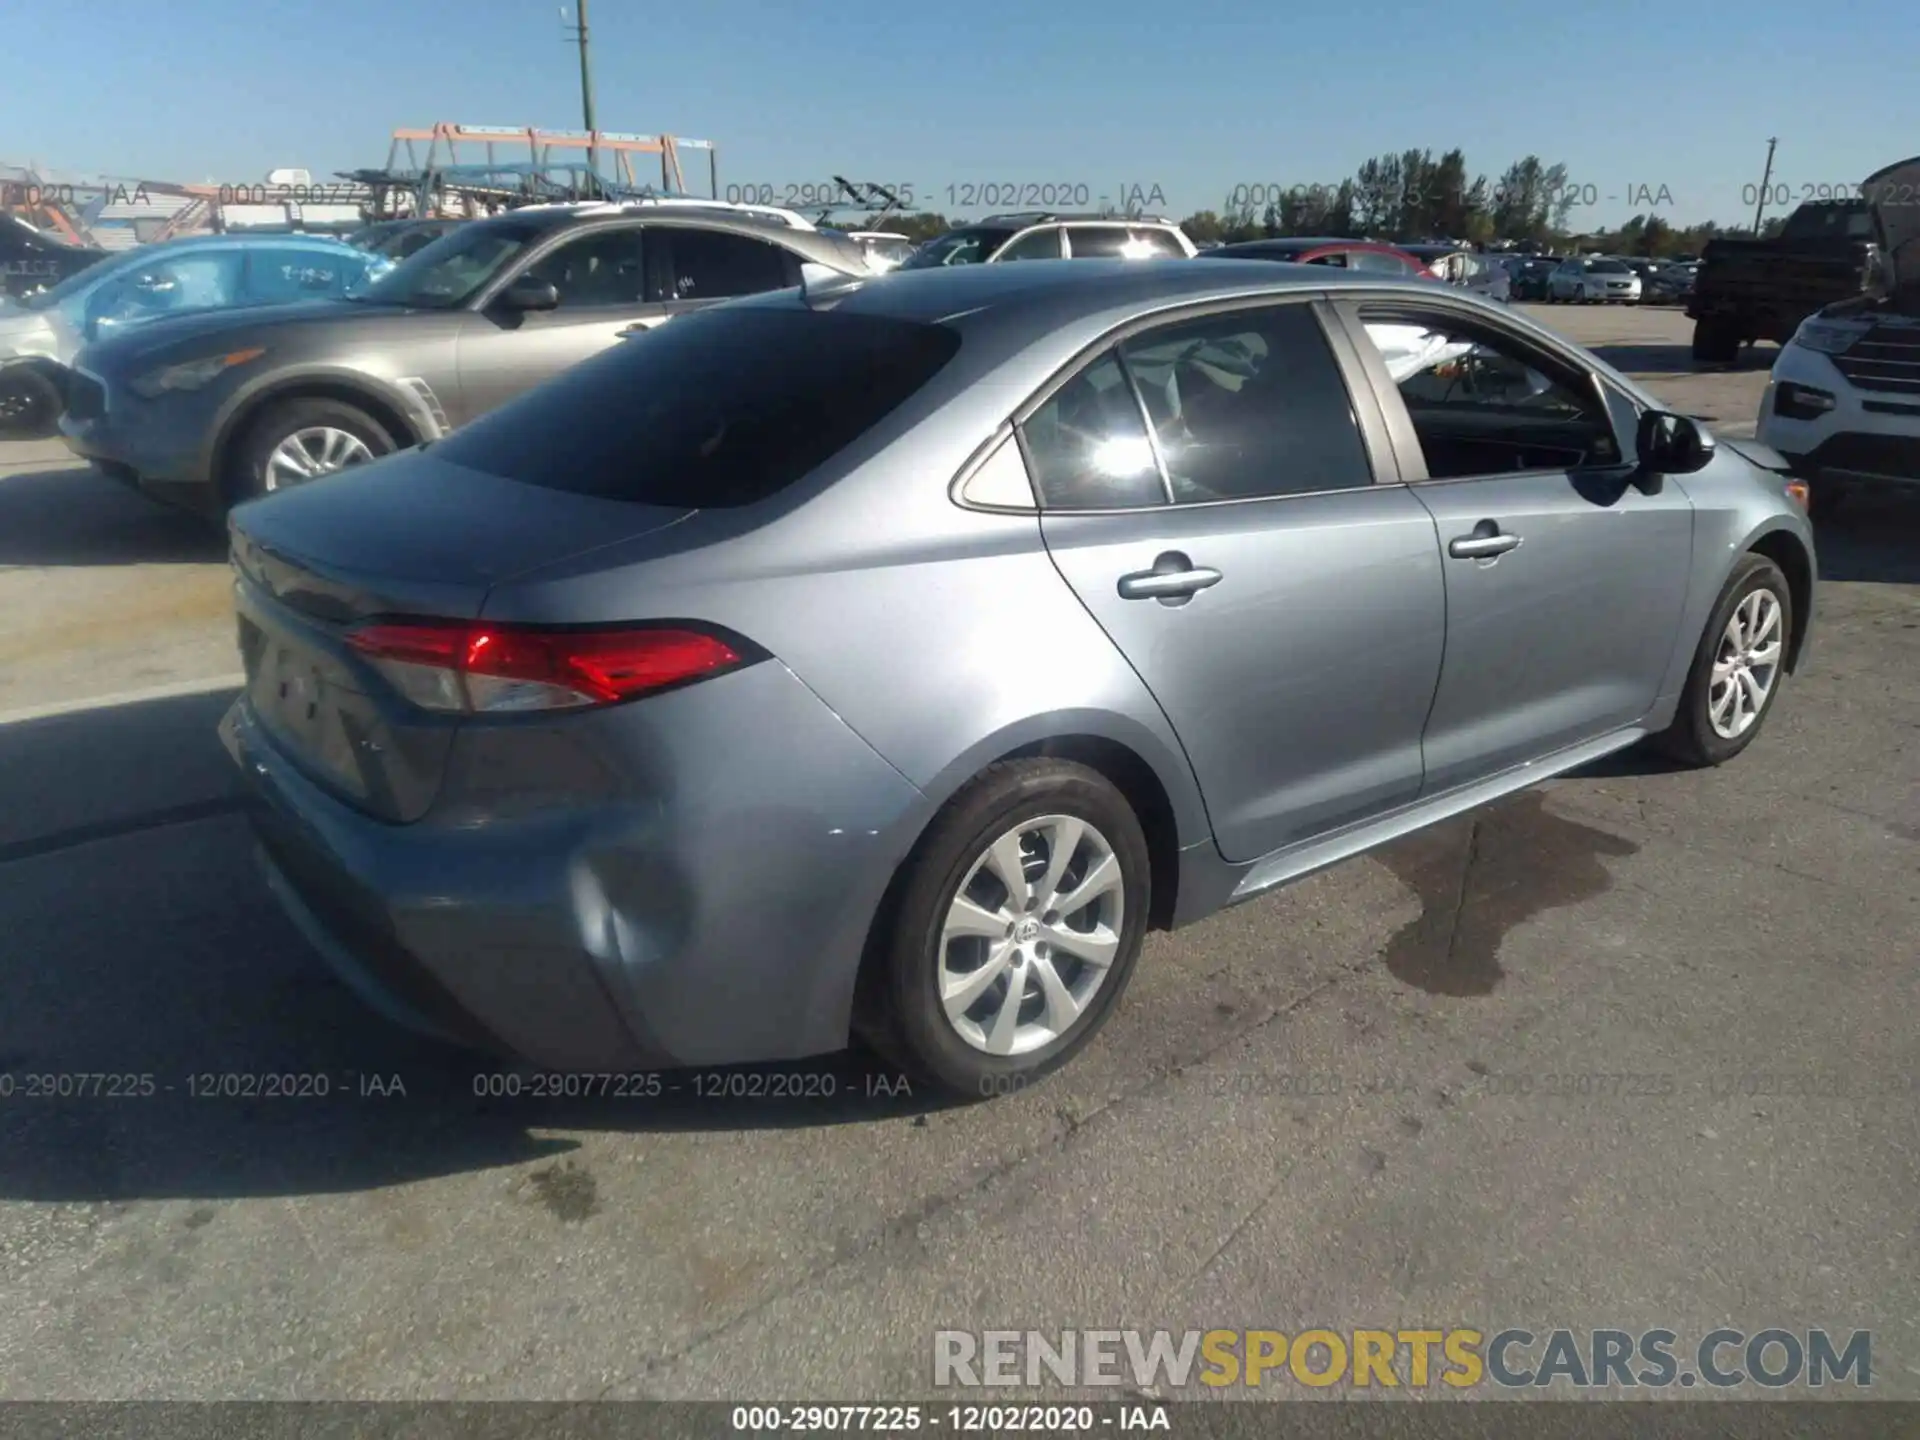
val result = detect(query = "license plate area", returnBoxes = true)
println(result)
[238,608,382,805]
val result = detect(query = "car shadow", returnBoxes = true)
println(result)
[0,691,952,1204]
[1813,489,1920,584]
[1582,338,1780,376]
[0,461,223,566]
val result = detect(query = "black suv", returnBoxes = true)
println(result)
[1,214,110,301]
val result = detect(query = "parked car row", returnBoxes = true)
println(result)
[40,204,1530,503]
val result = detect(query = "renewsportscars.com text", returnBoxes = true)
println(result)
[933,1327,1872,1390]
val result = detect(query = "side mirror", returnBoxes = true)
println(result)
[1636,409,1716,476]
[496,274,560,312]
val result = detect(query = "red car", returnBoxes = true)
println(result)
[1198,236,1441,280]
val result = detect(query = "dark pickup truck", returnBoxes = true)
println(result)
[1688,157,1920,363]
[0,214,109,302]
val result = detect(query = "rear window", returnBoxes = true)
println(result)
[431,306,962,507]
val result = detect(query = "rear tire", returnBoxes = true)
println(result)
[859,759,1151,1100]
[1650,554,1793,768]
[227,397,395,506]
[1691,318,1740,365]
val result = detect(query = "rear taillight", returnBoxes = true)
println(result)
[346,620,751,714]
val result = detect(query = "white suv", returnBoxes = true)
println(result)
[1757,305,1920,515]
[900,213,1197,268]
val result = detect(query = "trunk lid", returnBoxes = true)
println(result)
[229,449,695,821]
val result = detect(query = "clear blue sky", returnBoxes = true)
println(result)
[8,0,1918,228]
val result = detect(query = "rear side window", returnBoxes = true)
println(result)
[1021,352,1167,509]
[431,307,961,507]
[243,248,373,303]
[1347,249,1409,275]
[1063,227,1135,258]
[1129,229,1188,257]
[662,230,796,299]
[1120,303,1374,502]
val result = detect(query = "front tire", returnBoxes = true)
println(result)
[861,759,1151,1099]
[228,397,395,505]
[1651,554,1792,768]
[0,365,63,438]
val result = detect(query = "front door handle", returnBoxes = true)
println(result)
[1117,553,1223,602]
[1448,524,1523,560]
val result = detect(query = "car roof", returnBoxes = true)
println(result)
[442,205,870,267]
[1209,237,1412,256]
[134,232,366,253]
[743,256,1440,333]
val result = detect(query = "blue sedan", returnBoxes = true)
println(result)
[0,234,392,434]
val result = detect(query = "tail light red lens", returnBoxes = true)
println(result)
[347,620,751,713]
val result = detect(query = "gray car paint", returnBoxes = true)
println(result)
[59,208,873,514]
[221,260,1816,1072]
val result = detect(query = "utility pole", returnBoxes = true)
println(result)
[1752,137,1778,234]
[562,2,599,184]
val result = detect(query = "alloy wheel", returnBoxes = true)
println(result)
[264,426,376,491]
[937,815,1125,1056]
[1708,588,1784,740]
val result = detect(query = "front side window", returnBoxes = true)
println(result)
[899,228,1017,268]
[659,229,793,300]
[349,220,540,308]
[1356,311,1621,478]
[1119,303,1373,502]
[521,227,648,306]
[1304,251,1349,268]
[93,252,244,326]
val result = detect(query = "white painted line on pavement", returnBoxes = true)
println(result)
[0,672,245,728]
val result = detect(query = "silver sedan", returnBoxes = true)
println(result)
[221,260,1815,1097]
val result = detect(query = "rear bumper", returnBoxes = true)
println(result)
[220,661,930,1071]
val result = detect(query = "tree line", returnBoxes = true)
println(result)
[859,149,1786,256]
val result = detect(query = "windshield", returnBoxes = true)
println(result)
[899,228,1018,269]
[346,220,539,307]
[1588,259,1629,273]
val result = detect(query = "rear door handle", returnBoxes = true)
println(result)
[1117,556,1223,602]
[1448,528,1523,560]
